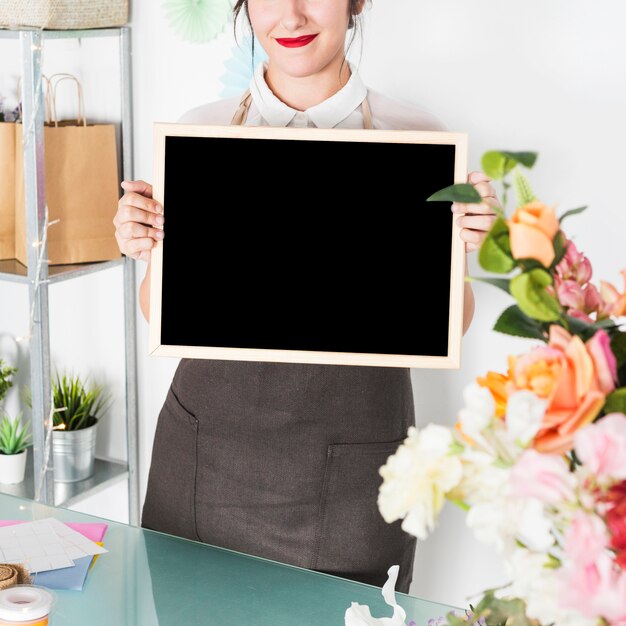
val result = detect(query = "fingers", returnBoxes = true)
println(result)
[452,197,499,215]
[117,221,164,241]
[121,179,154,199]
[114,180,163,262]
[114,203,164,229]
[456,214,498,233]
[120,236,158,261]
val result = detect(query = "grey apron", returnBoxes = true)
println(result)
[141,90,418,594]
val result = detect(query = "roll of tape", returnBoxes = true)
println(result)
[0,568,17,592]
[0,586,54,625]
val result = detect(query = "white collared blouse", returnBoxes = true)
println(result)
[178,61,446,132]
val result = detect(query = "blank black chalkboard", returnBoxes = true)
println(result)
[150,125,467,368]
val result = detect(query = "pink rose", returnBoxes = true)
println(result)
[509,449,575,503]
[563,511,609,567]
[586,330,618,395]
[575,413,626,480]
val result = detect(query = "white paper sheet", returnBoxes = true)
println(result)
[0,518,107,573]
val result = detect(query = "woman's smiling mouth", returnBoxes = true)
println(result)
[275,34,319,48]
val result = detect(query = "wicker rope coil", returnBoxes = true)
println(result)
[0,0,128,30]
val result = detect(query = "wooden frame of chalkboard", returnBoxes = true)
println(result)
[149,123,467,368]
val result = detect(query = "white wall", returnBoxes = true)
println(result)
[1,0,625,609]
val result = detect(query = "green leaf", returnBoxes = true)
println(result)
[501,151,538,169]
[605,388,626,415]
[444,612,470,626]
[0,414,30,455]
[478,217,515,274]
[472,591,537,626]
[467,276,511,295]
[427,183,482,204]
[481,151,538,180]
[513,170,536,205]
[0,359,18,405]
[559,205,588,224]
[550,231,568,270]
[481,151,516,180]
[494,305,547,340]
[611,330,626,368]
[510,269,563,322]
[52,372,109,431]
[448,498,471,512]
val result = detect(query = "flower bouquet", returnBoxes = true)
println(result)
[376,152,626,626]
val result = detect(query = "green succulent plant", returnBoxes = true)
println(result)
[0,360,18,405]
[0,414,30,455]
[52,373,109,431]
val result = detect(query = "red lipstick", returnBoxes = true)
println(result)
[275,34,318,48]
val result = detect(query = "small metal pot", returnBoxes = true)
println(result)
[52,421,98,483]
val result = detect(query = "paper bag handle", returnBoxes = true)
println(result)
[48,73,87,127]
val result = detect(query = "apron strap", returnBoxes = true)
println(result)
[361,95,374,130]
[230,88,253,126]
[230,88,375,129]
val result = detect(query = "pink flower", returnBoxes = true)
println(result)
[605,481,626,570]
[557,279,585,310]
[575,413,626,481]
[509,449,575,503]
[600,269,626,318]
[586,330,618,395]
[560,554,626,624]
[584,283,603,313]
[556,239,593,285]
[564,511,609,567]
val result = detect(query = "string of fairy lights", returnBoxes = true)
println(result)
[14,29,65,502]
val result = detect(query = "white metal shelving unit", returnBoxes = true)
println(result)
[0,26,139,524]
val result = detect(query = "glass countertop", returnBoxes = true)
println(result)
[0,493,455,625]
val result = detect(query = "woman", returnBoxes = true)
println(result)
[114,0,499,594]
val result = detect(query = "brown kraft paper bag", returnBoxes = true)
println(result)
[0,122,16,259]
[15,75,120,266]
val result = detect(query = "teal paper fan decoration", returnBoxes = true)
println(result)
[220,34,268,98]
[163,0,233,43]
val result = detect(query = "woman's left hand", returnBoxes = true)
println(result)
[452,171,500,253]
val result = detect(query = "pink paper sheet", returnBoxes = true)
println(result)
[0,520,108,542]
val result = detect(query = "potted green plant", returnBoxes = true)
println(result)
[0,359,18,409]
[0,414,30,484]
[52,373,109,483]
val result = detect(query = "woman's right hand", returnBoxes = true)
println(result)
[114,180,164,262]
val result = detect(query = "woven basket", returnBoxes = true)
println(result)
[0,0,128,30]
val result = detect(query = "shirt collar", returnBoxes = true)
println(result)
[248,60,368,128]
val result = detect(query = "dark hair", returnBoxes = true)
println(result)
[232,0,364,80]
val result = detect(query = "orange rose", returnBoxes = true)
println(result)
[476,371,509,418]
[508,201,560,267]
[508,326,612,454]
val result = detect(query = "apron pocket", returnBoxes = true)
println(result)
[311,438,413,588]
[141,387,200,541]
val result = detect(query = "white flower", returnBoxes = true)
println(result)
[451,448,509,506]
[457,383,495,449]
[515,498,554,552]
[506,549,597,626]
[378,424,463,540]
[466,492,553,556]
[505,390,547,449]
